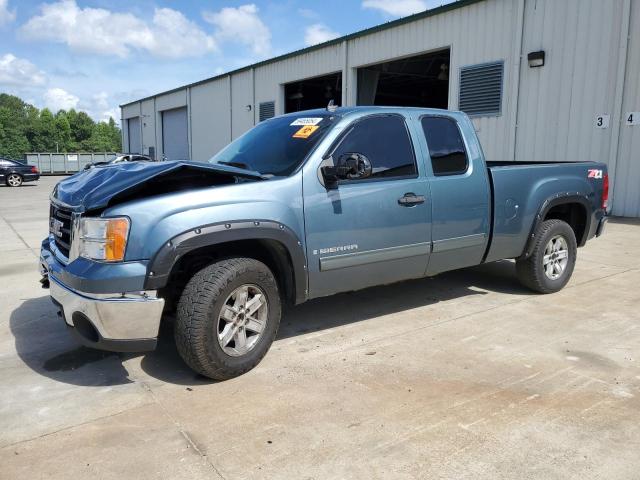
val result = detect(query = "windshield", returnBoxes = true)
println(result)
[209,113,337,176]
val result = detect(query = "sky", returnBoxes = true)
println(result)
[0,0,456,124]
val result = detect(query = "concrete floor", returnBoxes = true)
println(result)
[0,176,639,479]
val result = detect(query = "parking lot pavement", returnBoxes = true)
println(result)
[0,176,639,479]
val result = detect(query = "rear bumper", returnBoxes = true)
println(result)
[40,250,164,352]
[23,173,39,182]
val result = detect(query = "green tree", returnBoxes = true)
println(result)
[86,121,115,151]
[35,108,57,152]
[23,104,41,150]
[55,110,73,152]
[107,117,122,151]
[68,109,95,145]
[0,92,121,156]
[0,106,30,159]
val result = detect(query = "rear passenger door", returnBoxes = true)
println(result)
[418,115,490,275]
[303,113,432,298]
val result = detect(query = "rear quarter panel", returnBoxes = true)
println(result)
[485,162,605,262]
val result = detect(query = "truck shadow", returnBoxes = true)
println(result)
[10,260,531,387]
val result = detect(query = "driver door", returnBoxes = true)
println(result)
[302,113,432,299]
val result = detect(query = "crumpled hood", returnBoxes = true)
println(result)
[52,160,264,211]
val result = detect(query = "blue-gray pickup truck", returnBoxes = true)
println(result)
[40,106,608,379]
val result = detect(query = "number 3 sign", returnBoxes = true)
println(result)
[595,114,610,129]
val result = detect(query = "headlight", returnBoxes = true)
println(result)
[78,217,130,262]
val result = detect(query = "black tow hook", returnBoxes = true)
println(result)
[40,275,50,289]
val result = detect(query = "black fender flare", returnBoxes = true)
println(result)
[521,193,592,258]
[144,220,308,304]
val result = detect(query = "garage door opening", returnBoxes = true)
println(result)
[285,72,342,113]
[162,107,189,161]
[357,49,450,108]
[127,117,141,154]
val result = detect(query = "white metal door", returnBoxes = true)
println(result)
[162,107,189,160]
[127,117,141,154]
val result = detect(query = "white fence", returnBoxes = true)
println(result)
[25,152,120,174]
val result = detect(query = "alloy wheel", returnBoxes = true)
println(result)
[217,284,269,356]
[7,174,22,187]
[543,235,569,280]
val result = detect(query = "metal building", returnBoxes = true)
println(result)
[120,0,640,217]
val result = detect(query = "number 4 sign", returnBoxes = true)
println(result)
[626,112,640,126]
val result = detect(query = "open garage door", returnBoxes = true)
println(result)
[162,107,189,161]
[357,49,450,108]
[127,117,141,154]
[285,72,342,113]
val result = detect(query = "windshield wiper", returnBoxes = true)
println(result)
[216,160,270,180]
[218,160,252,170]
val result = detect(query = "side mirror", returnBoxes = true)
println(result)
[321,153,372,189]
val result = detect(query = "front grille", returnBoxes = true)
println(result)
[50,203,72,258]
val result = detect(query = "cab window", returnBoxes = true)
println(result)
[332,115,417,180]
[421,116,469,176]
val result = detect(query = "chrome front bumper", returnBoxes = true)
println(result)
[44,265,164,352]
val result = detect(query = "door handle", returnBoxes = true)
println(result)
[398,193,426,206]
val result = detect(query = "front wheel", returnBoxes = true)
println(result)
[516,219,577,293]
[6,174,23,187]
[175,258,281,380]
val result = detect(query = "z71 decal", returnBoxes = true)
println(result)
[587,169,603,179]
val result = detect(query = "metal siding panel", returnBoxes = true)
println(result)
[254,44,343,115]
[121,103,139,119]
[190,78,231,162]
[231,70,254,139]
[155,90,187,111]
[141,99,155,157]
[347,0,517,161]
[613,0,640,216]
[515,0,621,171]
[161,107,189,160]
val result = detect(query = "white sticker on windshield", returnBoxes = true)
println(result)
[290,117,323,126]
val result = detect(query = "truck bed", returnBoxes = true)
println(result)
[484,160,607,263]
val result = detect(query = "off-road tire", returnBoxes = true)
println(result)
[175,258,281,380]
[516,219,577,294]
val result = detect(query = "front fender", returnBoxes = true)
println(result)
[144,220,308,303]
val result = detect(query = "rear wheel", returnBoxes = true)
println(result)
[516,219,577,293]
[175,258,281,380]
[6,174,22,187]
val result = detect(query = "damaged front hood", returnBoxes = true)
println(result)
[52,160,265,211]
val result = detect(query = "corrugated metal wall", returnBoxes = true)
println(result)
[254,43,344,118]
[190,77,231,162]
[347,0,521,161]
[231,70,254,138]
[120,0,640,216]
[140,99,155,157]
[612,0,640,217]
[515,0,623,164]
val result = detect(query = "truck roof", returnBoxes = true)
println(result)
[281,105,463,119]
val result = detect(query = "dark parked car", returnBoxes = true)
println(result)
[84,154,154,170]
[0,158,40,187]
